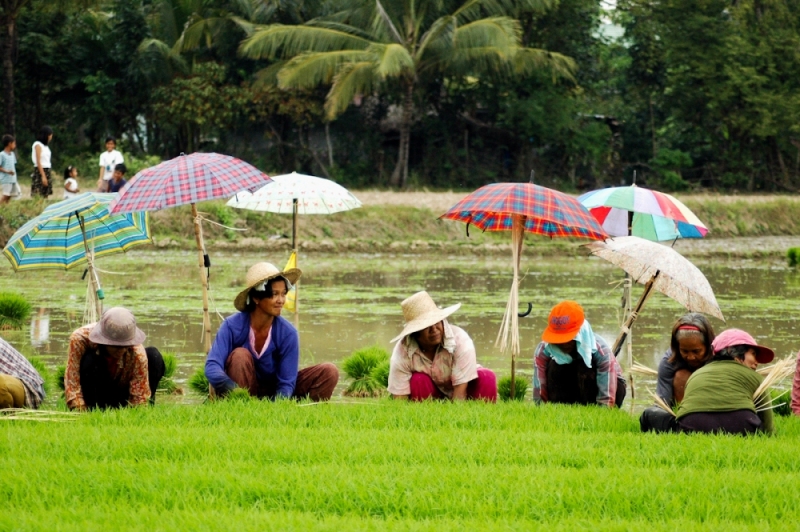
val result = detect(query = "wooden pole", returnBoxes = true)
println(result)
[509,216,524,400]
[292,198,298,250]
[612,271,660,357]
[292,198,299,314]
[191,203,212,353]
[78,214,103,318]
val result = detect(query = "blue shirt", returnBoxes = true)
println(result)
[0,150,16,184]
[205,312,299,397]
[109,178,127,193]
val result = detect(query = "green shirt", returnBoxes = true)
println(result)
[676,360,773,434]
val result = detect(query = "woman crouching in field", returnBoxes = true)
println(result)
[641,328,775,435]
[656,313,716,406]
[533,300,626,408]
[387,291,497,401]
[204,262,338,401]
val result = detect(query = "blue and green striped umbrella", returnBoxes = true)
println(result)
[3,192,151,272]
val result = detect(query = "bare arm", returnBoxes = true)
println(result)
[451,382,468,400]
[35,144,47,186]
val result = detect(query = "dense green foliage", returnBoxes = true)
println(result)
[0,291,31,329]
[2,401,800,530]
[2,0,799,190]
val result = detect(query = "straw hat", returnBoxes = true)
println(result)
[390,291,461,343]
[88,307,146,346]
[234,262,302,312]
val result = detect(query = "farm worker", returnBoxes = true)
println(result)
[533,300,626,408]
[791,350,800,416]
[656,313,716,405]
[0,336,45,409]
[205,262,338,400]
[640,328,775,434]
[388,291,497,401]
[65,307,165,411]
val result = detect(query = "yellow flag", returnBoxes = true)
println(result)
[284,251,297,312]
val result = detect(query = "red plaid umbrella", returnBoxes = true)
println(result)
[109,152,272,352]
[441,181,608,397]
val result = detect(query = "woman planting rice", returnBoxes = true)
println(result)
[640,328,775,434]
[656,313,716,405]
[388,291,497,401]
[205,262,338,401]
[533,300,626,408]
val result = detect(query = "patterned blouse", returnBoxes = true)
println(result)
[65,324,150,410]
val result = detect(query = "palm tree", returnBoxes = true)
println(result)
[240,0,575,187]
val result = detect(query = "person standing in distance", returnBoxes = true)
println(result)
[97,136,124,192]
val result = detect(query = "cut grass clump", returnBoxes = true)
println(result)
[498,376,529,401]
[0,292,32,329]
[342,345,390,397]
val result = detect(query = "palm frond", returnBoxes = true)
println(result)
[417,15,456,61]
[253,61,287,88]
[454,17,521,52]
[325,61,379,119]
[454,0,555,22]
[374,0,404,44]
[278,50,373,89]
[368,43,414,78]
[240,24,371,60]
[513,48,577,82]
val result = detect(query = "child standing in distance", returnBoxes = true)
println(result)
[31,126,53,198]
[0,134,19,204]
[97,136,123,192]
[108,163,127,193]
[63,166,79,198]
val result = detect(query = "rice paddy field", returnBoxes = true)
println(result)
[3,401,800,531]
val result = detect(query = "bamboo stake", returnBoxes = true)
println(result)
[78,214,103,318]
[630,362,658,376]
[612,271,660,357]
[191,203,212,353]
[496,215,524,399]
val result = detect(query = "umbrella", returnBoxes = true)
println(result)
[441,179,608,397]
[3,192,152,318]
[578,184,708,241]
[226,172,362,312]
[584,235,724,357]
[108,152,272,351]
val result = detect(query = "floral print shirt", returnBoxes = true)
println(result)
[388,320,479,398]
[65,324,150,410]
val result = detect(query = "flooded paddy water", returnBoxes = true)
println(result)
[1,247,799,403]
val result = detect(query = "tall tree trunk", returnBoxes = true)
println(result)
[2,9,19,135]
[390,80,414,188]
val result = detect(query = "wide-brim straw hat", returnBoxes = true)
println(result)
[390,291,461,343]
[234,262,302,312]
[88,307,146,346]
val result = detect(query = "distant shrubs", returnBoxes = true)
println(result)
[0,292,32,329]
[498,376,529,401]
[342,345,390,397]
[787,248,800,268]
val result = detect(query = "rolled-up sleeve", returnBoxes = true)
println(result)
[205,319,237,393]
[388,341,413,396]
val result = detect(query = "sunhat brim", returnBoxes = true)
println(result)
[542,326,581,344]
[754,345,775,364]
[234,267,302,312]
[390,303,461,343]
[88,324,146,346]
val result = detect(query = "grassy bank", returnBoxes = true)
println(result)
[3,401,800,530]
[3,193,800,257]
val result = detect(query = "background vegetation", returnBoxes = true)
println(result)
[2,0,799,192]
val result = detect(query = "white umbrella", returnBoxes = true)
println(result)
[585,235,724,356]
[226,172,362,249]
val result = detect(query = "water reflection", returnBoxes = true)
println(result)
[2,250,799,403]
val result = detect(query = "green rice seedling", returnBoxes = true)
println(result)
[0,292,32,329]
[25,356,50,393]
[157,353,180,394]
[498,376,529,401]
[342,345,389,397]
[788,247,800,267]
[188,367,209,397]
[225,387,254,402]
[770,388,792,416]
[55,364,66,392]
[370,359,390,388]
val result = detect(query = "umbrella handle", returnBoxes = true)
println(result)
[518,302,532,318]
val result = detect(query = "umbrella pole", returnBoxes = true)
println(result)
[191,203,212,353]
[612,271,660,357]
[292,198,298,250]
[496,215,524,399]
[78,215,103,318]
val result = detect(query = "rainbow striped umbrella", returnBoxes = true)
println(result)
[3,193,151,318]
[578,185,708,241]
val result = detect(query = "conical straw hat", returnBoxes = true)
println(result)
[390,291,461,343]
[234,262,302,312]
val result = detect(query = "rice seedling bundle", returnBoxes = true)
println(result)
[0,292,32,329]
[498,376,528,401]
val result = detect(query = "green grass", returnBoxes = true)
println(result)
[2,402,800,530]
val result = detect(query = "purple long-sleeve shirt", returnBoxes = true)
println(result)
[205,312,299,397]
